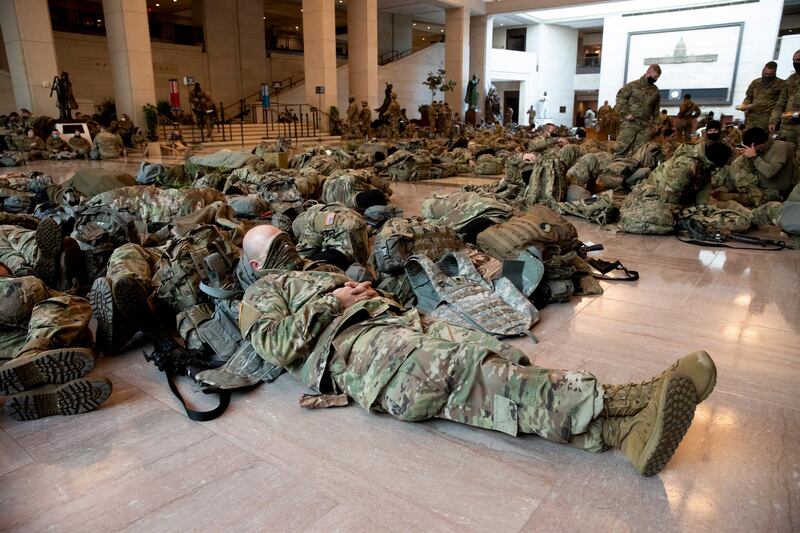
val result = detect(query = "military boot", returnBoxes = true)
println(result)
[603,351,717,417]
[90,277,132,355]
[112,274,153,329]
[33,217,62,284]
[55,236,85,291]
[3,377,113,421]
[0,347,96,395]
[602,371,697,476]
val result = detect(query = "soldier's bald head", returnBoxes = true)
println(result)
[243,225,285,269]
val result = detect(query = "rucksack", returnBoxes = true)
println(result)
[476,205,579,260]
[71,205,142,279]
[373,217,464,275]
[521,153,567,205]
[153,225,240,313]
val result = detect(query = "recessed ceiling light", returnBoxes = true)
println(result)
[440,29,444,33]
[295,26,299,30]
[155,2,160,6]
[427,26,430,29]
[499,23,504,26]
[262,16,266,20]
[412,23,416,26]
[421,37,425,41]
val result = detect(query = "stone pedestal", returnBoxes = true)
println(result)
[465,109,481,126]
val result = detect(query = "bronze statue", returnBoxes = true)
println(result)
[376,82,393,119]
[465,74,480,110]
[50,72,78,121]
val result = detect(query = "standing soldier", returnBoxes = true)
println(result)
[770,50,800,153]
[597,100,612,139]
[346,96,359,137]
[676,94,701,142]
[190,82,214,140]
[613,64,662,158]
[387,94,402,138]
[740,61,783,131]
[358,101,372,138]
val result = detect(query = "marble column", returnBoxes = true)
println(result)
[101,0,157,129]
[0,0,60,117]
[200,0,267,107]
[469,15,493,114]
[444,7,470,116]
[302,0,338,131]
[347,0,378,109]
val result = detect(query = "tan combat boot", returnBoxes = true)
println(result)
[603,351,716,417]
[602,371,697,476]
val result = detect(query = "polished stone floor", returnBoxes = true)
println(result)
[1,158,799,532]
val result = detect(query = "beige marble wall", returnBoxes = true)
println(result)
[101,0,157,129]
[0,0,60,117]
[302,0,338,131]
[347,0,379,109]
[444,7,470,116]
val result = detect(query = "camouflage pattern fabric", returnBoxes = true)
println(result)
[0,276,91,362]
[68,136,92,157]
[567,152,612,188]
[240,270,604,449]
[553,190,620,226]
[373,217,464,275]
[321,170,392,209]
[520,152,568,206]
[613,76,660,158]
[476,206,579,260]
[678,203,752,234]
[742,76,783,130]
[292,203,371,265]
[618,183,676,234]
[91,131,124,160]
[421,191,513,232]
[0,225,38,276]
[85,186,226,224]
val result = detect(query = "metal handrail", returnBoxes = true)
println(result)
[378,48,412,66]
[222,72,306,120]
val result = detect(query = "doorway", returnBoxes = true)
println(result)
[504,90,519,123]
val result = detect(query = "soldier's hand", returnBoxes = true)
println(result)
[333,283,378,309]
[769,124,777,133]
[625,114,634,121]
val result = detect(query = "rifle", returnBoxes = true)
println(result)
[677,219,785,250]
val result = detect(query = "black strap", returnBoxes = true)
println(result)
[587,258,640,281]
[165,372,231,422]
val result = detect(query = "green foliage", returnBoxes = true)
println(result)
[422,69,457,102]
[96,98,117,127]
[156,100,173,120]
[142,104,158,141]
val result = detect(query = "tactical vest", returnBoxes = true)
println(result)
[521,153,567,205]
[405,253,537,338]
[619,183,676,234]
[476,205,579,260]
[554,190,620,226]
[373,217,464,275]
[153,225,240,313]
[71,205,141,279]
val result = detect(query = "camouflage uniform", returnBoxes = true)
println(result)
[240,270,605,450]
[13,135,46,160]
[0,276,91,362]
[45,135,69,154]
[85,185,226,224]
[91,131,124,160]
[0,225,38,276]
[596,104,612,138]
[68,135,92,157]
[676,99,701,142]
[321,170,392,209]
[614,76,660,158]
[190,87,215,138]
[770,72,800,153]
[292,203,371,266]
[421,191,513,232]
[743,76,784,131]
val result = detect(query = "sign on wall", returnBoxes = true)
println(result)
[169,79,181,111]
[624,23,744,105]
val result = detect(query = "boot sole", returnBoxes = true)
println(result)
[33,218,62,284]
[112,276,150,327]
[637,375,697,477]
[3,377,112,421]
[90,277,116,355]
[0,348,95,395]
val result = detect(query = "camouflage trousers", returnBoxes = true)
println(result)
[106,243,163,290]
[0,276,91,362]
[750,202,783,226]
[613,120,651,159]
[87,186,226,224]
[0,225,38,277]
[337,320,605,451]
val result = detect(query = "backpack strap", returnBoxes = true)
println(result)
[587,258,640,281]
[165,371,231,422]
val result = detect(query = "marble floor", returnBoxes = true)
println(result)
[1,158,799,532]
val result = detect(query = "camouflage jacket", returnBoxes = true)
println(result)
[770,72,800,126]
[615,76,661,125]
[240,270,421,407]
[677,100,701,120]
[643,143,713,206]
[292,203,370,265]
[743,77,784,120]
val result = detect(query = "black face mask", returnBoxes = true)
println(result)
[647,76,657,85]
[763,74,776,81]
[707,133,720,141]
[794,62,800,73]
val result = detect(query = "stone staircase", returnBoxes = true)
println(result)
[184,123,341,154]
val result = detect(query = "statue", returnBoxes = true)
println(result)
[538,91,549,119]
[485,85,500,123]
[376,82,393,119]
[50,71,78,121]
[465,74,480,110]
